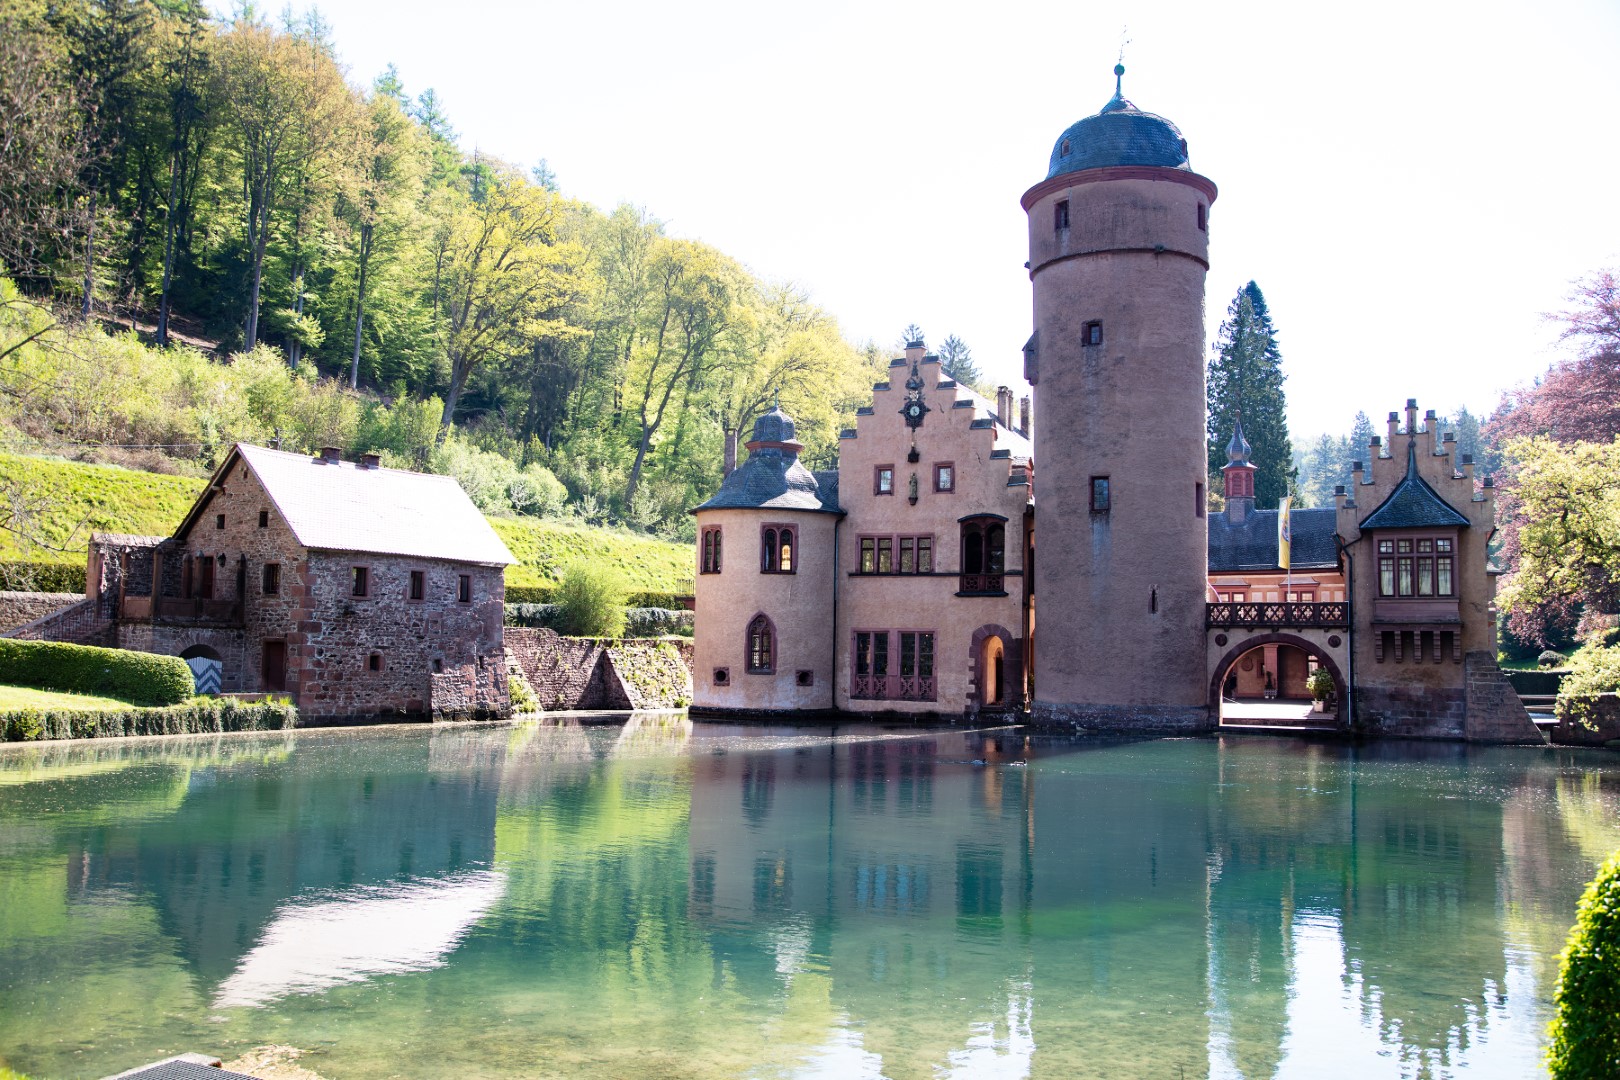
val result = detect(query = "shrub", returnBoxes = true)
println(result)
[553,561,627,638]
[1547,852,1620,1078]
[1541,650,1569,669]
[1559,643,1620,729]
[1306,667,1335,700]
[2,696,297,741]
[505,602,563,629]
[0,639,194,706]
[507,660,540,714]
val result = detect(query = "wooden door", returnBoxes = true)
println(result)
[262,641,286,692]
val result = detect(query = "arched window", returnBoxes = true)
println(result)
[760,524,797,574]
[746,614,775,674]
[959,516,1008,595]
[701,526,722,574]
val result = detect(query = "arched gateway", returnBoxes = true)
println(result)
[1207,630,1349,728]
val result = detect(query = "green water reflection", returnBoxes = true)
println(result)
[1,721,1617,1079]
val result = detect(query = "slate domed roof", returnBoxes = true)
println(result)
[1047,65,1191,180]
[693,407,837,514]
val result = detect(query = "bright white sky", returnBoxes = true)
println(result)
[246,0,1620,440]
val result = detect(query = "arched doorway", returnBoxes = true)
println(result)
[1209,633,1346,729]
[968,624,1018,714]
[180,644,223,696]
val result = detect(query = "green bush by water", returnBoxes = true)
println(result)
[553,562,628,638]
[0,639,193,706]
[1548,852,1620,1078]
[1,696,297,741]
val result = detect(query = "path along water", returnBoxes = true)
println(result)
[0,719,1616,1079]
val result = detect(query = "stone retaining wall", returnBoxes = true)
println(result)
[504,627,692,711]
[0,592,84,634]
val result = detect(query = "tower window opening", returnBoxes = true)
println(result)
[746,614,775,675]
[1090,476,1111,513]
[1060,139,1071,156]
[1197,203,1207,231]
[1150,587,1158,614]
[1196,482,1205,517]
[1054,199,1070,231]
[1083,321,1103,347]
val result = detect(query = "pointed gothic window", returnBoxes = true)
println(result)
[746,614,775,674]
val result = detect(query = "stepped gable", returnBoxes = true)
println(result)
[177,443,515,565]
[1358,440,1471,530]
[694,407,834,513]
[1208,507,1338,572]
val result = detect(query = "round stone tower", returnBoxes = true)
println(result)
[1023,66,1218,731]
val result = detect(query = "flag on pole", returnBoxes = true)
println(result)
[1277,496,1292,573]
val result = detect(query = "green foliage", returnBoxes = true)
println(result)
[1306,667,1335,700]
[1,695,296,741]
[1208,282,1293,509]
[1558,638,1620,729]
[624,607,694,637]
[1497,436,1620,633]
[0,562,86,593]
[0,639,193,706]
[506,660,539,714]
[493,517,692,597]
[553,561,628,638]
[1547,852,1620,1078]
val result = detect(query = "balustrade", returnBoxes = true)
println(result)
[1205,601,1349,629]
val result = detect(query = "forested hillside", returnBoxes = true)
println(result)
[0,0,888,542]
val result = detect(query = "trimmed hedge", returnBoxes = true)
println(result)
[1547,851,1620,1078]
[0,639,194,706]
[506,584,689,608]
[506,604,693,637]
[2,696,297,741]
[0,561,87,594]
[1507,669,1568,696]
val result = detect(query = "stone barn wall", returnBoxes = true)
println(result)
[0,592,87,633]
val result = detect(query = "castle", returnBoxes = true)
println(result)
[691,67,1541,744]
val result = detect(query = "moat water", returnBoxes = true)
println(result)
[1,720,1617,1079]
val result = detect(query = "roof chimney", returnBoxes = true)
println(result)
[996,386,1012,428]
[361,453,381,469]
[319,446,342,464]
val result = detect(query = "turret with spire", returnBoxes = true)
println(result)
[1223,416,1256,524]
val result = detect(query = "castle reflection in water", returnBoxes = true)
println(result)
[0,721,1615,1079]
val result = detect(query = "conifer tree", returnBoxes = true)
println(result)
[1207,281,1293,508]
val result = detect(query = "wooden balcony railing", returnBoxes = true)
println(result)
[150,596,245,625]
[1206,601,1349,629]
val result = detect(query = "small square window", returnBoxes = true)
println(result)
[215,514,225,530]
[1091,476,1111,513]
[368,653,383,672]
[458,574,472,603]
[1054,199,1070,231]
[351,566,369,597]
[1083,321,1103,347]
[875,466,894,496]
[258,510,269,528]
[934,463,954,493]
[262,563,281,595]
[409,570,425,601]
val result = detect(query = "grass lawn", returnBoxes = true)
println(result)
[0,685,142,711]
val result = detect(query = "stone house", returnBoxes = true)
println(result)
[72,443,515,722]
